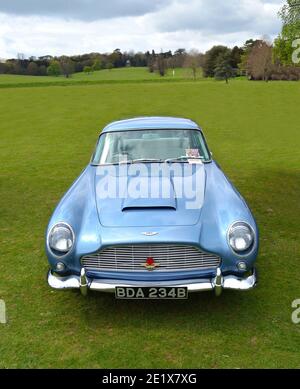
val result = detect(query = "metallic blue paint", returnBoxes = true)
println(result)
[94,164,205,227]
[102,117,199,133]
[45,117,259,286]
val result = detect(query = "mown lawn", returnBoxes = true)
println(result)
[0,78,299,368]
[0,67,198,87]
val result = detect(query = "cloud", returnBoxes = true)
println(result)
[0,0,170,21]
[151,0,282,35]
[0,0,284,58]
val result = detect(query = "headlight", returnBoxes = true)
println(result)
[228,222,254,253]
[48,223,74,255]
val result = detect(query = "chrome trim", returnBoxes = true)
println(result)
[46,222,75,259]
[214,268,223,296]
[142,232,159,236]
[47,268,257,295]
[222,271,257,290]
[80,268,88,296]
[81,244,221,273]
[48,271,80,289]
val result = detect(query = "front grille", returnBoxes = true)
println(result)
[81,245,221,272]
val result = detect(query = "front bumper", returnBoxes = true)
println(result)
[47,267,257,296]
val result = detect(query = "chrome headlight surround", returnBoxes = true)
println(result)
[47,222,75,257]
[227,221,255,255]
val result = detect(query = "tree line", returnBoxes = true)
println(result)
[0,0,299,82]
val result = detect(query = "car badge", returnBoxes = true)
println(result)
[142,232,158,236]
[143,257,159,271]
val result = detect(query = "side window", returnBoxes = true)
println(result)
[190,131,210,160]
[92,136,104,164]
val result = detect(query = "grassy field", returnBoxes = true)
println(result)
[0,67,198,87]
[0,74,300,368]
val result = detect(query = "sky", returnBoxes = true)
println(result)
[0,0,284,58]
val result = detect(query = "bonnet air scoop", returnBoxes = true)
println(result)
[122,197,176,211]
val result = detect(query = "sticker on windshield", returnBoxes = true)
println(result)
[186,149,200,158]
[185,149,202,164]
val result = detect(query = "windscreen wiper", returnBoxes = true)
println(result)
[164,156,205,163]
[119,158,164,164]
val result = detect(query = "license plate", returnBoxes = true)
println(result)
[115,286,188,300]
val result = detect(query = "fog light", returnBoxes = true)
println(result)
[56,262,65,272]
[237,261,247,271]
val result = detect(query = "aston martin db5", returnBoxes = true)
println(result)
[46,117,258,299]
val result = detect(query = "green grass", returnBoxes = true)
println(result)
[0,67,200,88]
[73,67,192,80]
[0,78,300,368]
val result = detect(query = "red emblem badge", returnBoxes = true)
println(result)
[143,257,159,271]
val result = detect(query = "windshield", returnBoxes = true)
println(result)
[92,129,211,165]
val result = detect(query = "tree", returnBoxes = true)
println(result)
[274,29,296,65]
[0,62,7,74]
[12,61,23,75]
[238,39,261,75]
[214,52,235,83]
[27,62,39,76]
[106,62,113,70]
[3,61,14,74]
[230,46,244,69]
[279,0,300,25]
[203,46,231,77]
[147,57,155,73]
[108,49,123,68]
[83,66,93,74]
[74,62,84,73]
[246,40,273,81]
[156,53,167,76]
[147,50,156,73]
[47,60,61,76]
[274,0,300,65]
[183,50,203,80]
[59,56,75,78]
[38,65,47,76]
[130,51,147,67]
[16,53,26,74]
[173,48,187,68]
[92,58,103,71]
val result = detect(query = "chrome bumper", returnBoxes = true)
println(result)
[47,267,257,296]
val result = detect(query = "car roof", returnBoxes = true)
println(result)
[102,117,201,133]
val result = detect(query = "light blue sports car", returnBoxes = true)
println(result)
[46,117,258,299]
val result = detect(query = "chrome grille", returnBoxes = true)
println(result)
[81,245,221,272]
